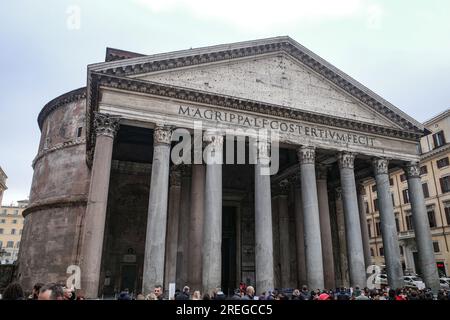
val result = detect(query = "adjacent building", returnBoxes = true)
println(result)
[0,167,6,206]
[0,200,27,264]
[364,109,450,277]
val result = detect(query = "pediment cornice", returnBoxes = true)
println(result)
[87,36,424,134]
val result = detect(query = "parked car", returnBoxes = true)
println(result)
[404,276,425,290]
[440,278,450,290]
[374,273,388,287]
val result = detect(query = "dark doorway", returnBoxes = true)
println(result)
[120,264,137,293]
[222,206,237,296]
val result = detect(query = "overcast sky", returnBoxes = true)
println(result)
[0,0,449,205]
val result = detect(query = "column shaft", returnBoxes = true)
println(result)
[81,113,119,299]
[373,158,404,289]
[294,185,307,287]
[176,166,191,289]
[254,154,275,294]
[298,146,324,290]
[335,188,350,287]
[143,126,172,294]
[164,169,181,293]
[188,164,205,291]
[357,184,372,269]
[405,163,440,292]
[202,133,223,294]
[338,152,366,288]
[316,167,335,289]
[277,190,291,289]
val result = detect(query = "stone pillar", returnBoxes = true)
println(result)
[164,167,181,293]
[356,183,372,270]
[338,152,366,288]
[335,188,350,288]
[297,146,324,290]
[254,142,274,294]
[80,112,119,299]
[403,244,416,274]
[316,165,335,289]
[271,196,281,289]
[373,158,404,289]
[293,180,307,287]
[188,164,205,291]
[277,180,291,290]
[142,126,172,294]
[405,162,440,292]
[202,133,223,294]
[176,165,191,289]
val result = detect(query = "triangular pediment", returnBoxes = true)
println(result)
[88,36,424,133]
[134,54,396,127]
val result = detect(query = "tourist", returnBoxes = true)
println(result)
[192,290,202,300]
[28,282,44,300]
[2,282,24,300]
[153,284,164,300]
[38,283,64,300]
[241,286,255,300]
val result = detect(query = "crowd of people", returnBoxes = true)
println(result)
[1,281,449,300]
[0,282,83,300]
[117,283,450,301]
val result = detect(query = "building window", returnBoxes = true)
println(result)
[440,176,450,193]
[420,165,428,175]
[433,241,440,253]
[400,246,404,255]
[0,241,2,249]
[77,127,83,138]
[371,185,377,192]
[13,210,18,215]
[402,189,410,204]
[427,206,437,228]
[2,209,6,214]
[445,202,450,226]
[375,220,381,236]
[12,219,17,224]
[364,201,369,214]
[395,214,400,232]
[0,228,3,234]
[367,221,372,238]
[373,199,379,212]
[15,241,20,248]
[389,178,394,186]
[405,211,413,231]
[6,241,13,248]
[379,247,384,256]
[370,248,374,257]
[422,183,430,198]
[433,130,446,149]
[0,219,5,223]
[11,229,16,235]
[437,157,450,169]
[391,193,396,206]
[400,174,407,182]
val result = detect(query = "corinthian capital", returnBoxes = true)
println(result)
[297,146,315,165]
[338,152,355,169]
[203,132,224,149]
[372,158,389,175]
[94,112,120,138]
[154,126,173,145]
[404,162,420,179]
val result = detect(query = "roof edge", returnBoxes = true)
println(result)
[37,87,87,130]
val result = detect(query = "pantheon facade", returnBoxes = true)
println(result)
[17,37,440,298]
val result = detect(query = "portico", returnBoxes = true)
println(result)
[78,37,439,298]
